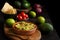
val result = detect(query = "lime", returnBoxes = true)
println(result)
[22,2,31,8]
[6,18,15,26]
[37,16,45,23]
[29,11,36,18]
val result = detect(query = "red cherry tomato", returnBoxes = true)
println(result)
[23,17,27,20]
[25,14,28,18]
[21,11,26,17]
[17,14,20,18]
[17,11,29,20]
[17,14,21,17]
[18,16,23,20]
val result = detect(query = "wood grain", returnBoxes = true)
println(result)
[4,26,41,40]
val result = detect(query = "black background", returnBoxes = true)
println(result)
[0,0,60,40]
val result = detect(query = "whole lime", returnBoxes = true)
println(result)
[40,23,53,32]
[37,16,45,23]
[22,2,31,8]
[6,18,15,26]
[29,11,36,18]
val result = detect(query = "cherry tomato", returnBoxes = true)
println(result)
[17,14,21,18]
[21,12,26,17]
[23,17,27,20]
[17,11,29,20]
[18,16,23,20]
[25,14,28,18]
[18,14,21,16]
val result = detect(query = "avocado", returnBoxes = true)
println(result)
[40,23,53,32]
[14,1,21,8]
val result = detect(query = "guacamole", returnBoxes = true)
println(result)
[15,21,35,31]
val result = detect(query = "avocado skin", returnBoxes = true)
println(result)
[40,23,53,32]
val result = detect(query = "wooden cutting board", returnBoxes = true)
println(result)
[4,26,41,40]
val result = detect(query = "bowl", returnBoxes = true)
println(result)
[12,21,37,35]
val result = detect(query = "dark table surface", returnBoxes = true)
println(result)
[0,9,60,40]
[0,0,60,40]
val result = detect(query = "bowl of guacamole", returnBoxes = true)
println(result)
[12,21,37,35]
